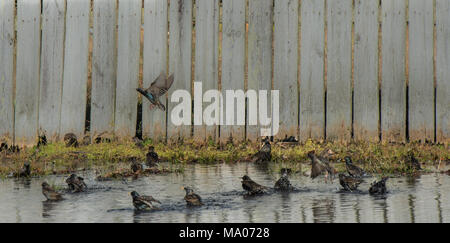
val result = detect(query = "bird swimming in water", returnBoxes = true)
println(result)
[274,168,294,191]
[308,151,335,182]
[250,139,271,163]
[65,174,87,192]
[241,175,268,195]
[41,182,63,201]
[369,177,389,195]
[146,146,159,167]
[344,157,366,178]
[136,72,174,111]
[64,133,78,147]
[182,187,203,206]
[130,191,161,211]
[339,173,363,192]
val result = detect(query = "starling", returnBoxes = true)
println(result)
[65,174,87,192]
[130,191,161,211]
[344,157,366,178]
[182,187,203,206]
[137,72,174,111]
[241,175,268,195]
[42,182,63,201]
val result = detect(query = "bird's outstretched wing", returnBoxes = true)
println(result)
[146,72,174,99]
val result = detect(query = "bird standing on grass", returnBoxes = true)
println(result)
[42,182,63,201]
[146,146,159,167]
[182,187,203,206]
[64,133,78,147]
[137,72,174,111]
[130,191,161,211]
[251,139,272,163]
[241,175,268,195]
[17,162,31,178]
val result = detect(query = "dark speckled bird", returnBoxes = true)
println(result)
[406,151,421,171]
[339,173,363,192]
[369,177,389,195]
[0,142,7,152]
[130,191,161,211]
[308,151,335,182]
[137,72,174,111]
[183,187,203,206]
[42,182,63,201]
[37,134,47,147]
[251,140,271,163]
[131,161,143,174]
[146,146,159,167]
[344,157,366,178]
[241,175,268,195]
[65,174,87,192]
[64,133,78,147]
[274,168,294,191]
[18,162,31,177]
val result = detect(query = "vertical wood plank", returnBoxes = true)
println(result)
[60,0,90,139]
[15,0,41,146]
[39,0,66,141]
[168,0,192,142]
[221,0,246,142]
[436,0,450,143]
[274,0,299,139]
[326,0,352,141]
[0,0,14,141]
[408,0,434,142]
[194,0,219,142]
[300,0,325,141]
[354,0,379,142]
[143,0,168,141]
[248,0,273,141]
[381,0,406,142]
[114,0,142,138]
[91,0,117,137]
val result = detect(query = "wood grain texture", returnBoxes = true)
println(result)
[408,0,434,142]
[274,0,299,139]
[300,0,325,141]
[39,0,66,141]
[221,0,246,142]
[354,0,379,141]
[381,0,406,142]
[436,0,450,143]
[168,0,192,142]
[114,0,142,138]
[60,0,90,139]
[91,0,117,137]
[0,0,14,141]
[15,0,41,145]
[194,0,219,143]
[248,0,273,141]
[326,0,352,141]
[142,0,167,141]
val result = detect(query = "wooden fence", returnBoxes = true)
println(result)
[0,0,449,146]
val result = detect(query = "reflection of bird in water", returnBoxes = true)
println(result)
[250,139,271,163]
[65,174,87,192]
[339,173,363,192]
[182,187,203,206]
[136,72,174,111]
[312,198,335,223]
[274,168,294,191]
[41,182,63,201]
[369,177,389,195]
[146,146,159,167]
[42,200,57,218]
[241,175,268,195]
[130,191,161,211]
[308,151,335,182]
[344,157,366,178]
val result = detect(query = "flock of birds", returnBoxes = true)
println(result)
[33,137,395,212]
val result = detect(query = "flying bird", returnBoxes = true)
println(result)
[182,187,203,206]
[130,191,161,211]
[137,72,174,111]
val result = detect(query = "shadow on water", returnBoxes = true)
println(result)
[1,162,450,223]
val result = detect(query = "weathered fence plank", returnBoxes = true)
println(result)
[194,0,219,142]
[0,0,14,141]
[168,0,192,142]
[114,0,142,138]
[248,0,273,141]
[436,0,450,143]
[221,0,246,142]
[381,0,406,142]
[354,0,379,142]
[91,0,117,138]
[300,0,325,141]
[274,0,299,139]
[326,0,352,141]
[15,0,41,145]
[408,0,434,142]
[39,0,66,141]
[60,0,90,139]
[143,0,168,141]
